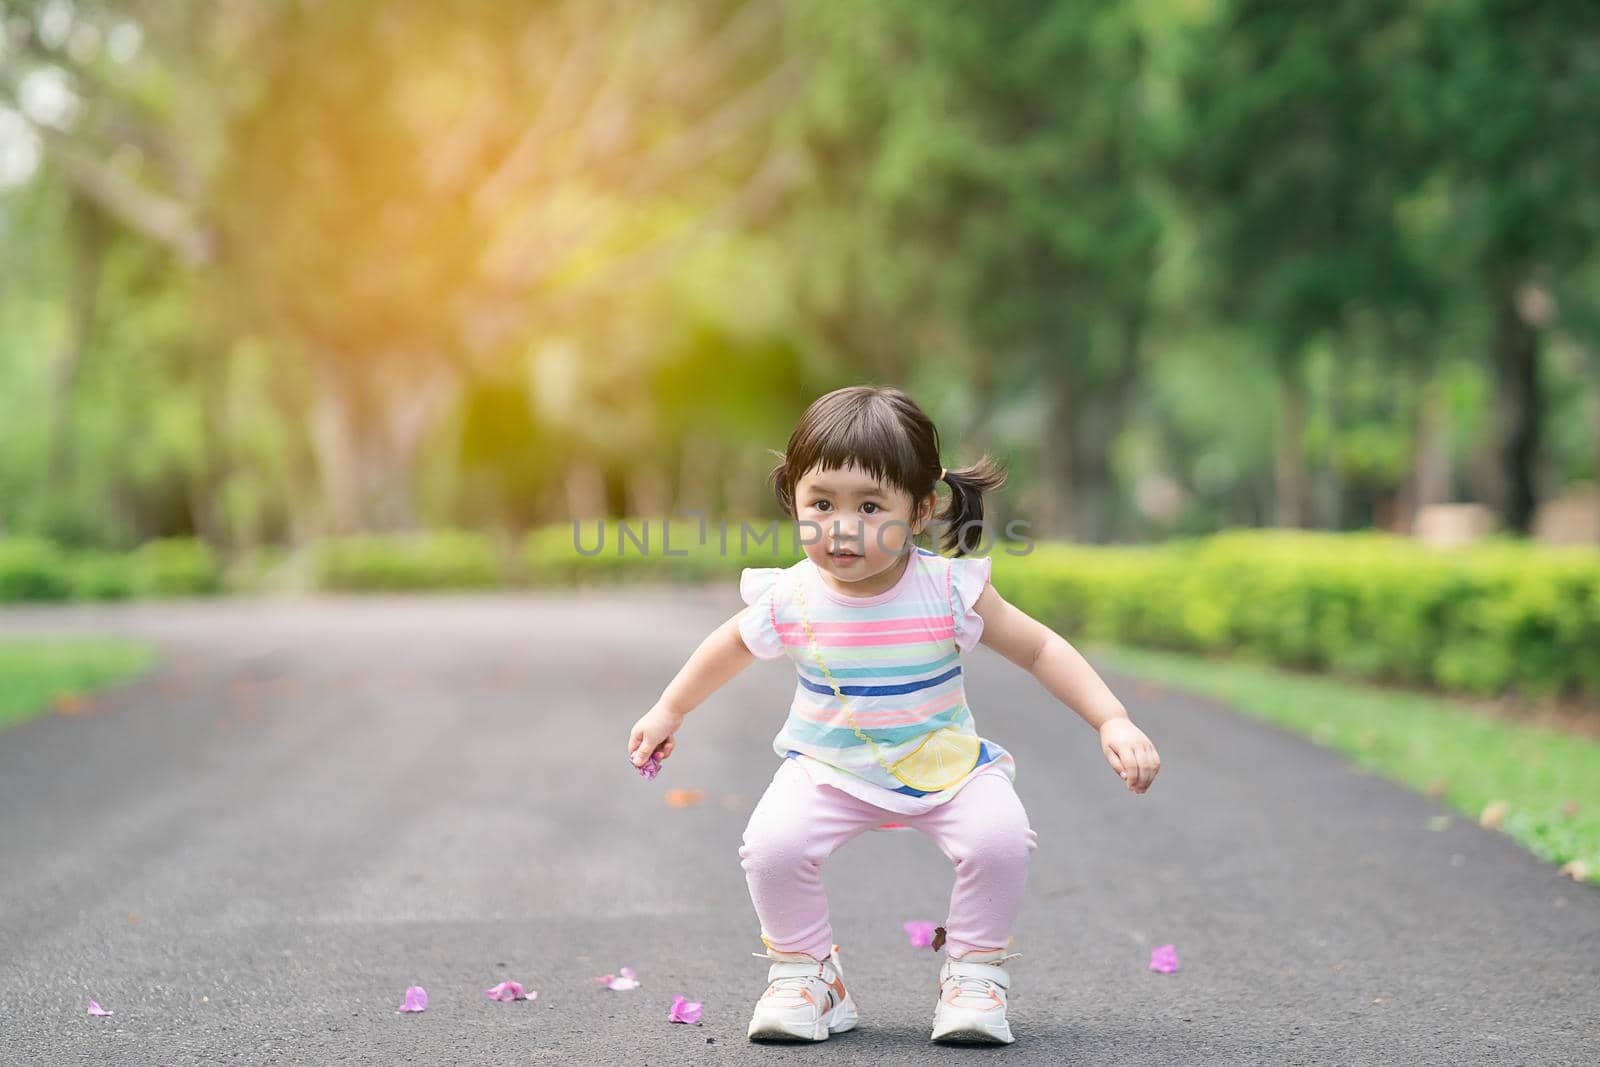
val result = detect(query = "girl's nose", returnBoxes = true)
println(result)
[828,521,864,546]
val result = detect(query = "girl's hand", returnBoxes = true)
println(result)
[1100,717,1161,794]
[628,703,686,768]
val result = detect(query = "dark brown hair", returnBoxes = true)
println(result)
[766,385,1007,556]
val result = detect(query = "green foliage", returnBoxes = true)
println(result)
[0,539,74,600]
[0,537,220,601]
[1180,0,1440,349]
[311,532,505,592]
[3,1,1600,547]
[129,538,222,596]
[0,638,159,732]
[66,551,137,600]
[788,0,1177,459]
[995,530,1600,704]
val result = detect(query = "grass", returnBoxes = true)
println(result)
[0,638,159,732]
[1087,643,1600,885]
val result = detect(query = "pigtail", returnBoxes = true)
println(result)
[765,448,794,515]
[938,455,1008,556]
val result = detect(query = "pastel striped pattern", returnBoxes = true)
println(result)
[754,546,1007,796]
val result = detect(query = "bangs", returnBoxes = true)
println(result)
[775,387,940,511]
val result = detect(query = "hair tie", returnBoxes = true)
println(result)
[939,467,947,481]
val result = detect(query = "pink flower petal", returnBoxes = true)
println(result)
[620,966,636,979]
[669,994,703,1025]
[87,999,113,1017]
[1148,944,1179,974]
[635,752,662,779]
[484,980,535,1002]
[903,920,937,948]
[396,985,429,1012]
[594,969,641,991]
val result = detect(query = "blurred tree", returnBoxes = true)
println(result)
[1177,1,1442,529]
[1,0,289,545]
[787,0,1173,542]
[3,0,802,537]
[223,0,802,532]
[6,0,1599,550]
[1554,258,1600,534]
[1417,1,1600,534]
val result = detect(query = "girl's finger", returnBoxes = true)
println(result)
[660,736,676,759]
[633,730,660,764]
[1129,748,1148,791]
[1105,746,1126,778]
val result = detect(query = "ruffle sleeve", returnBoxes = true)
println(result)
[736,567,787,660]
[948,555,994,653]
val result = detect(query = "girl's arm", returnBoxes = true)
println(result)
[627,612,756,768]
[971,582,1162,794]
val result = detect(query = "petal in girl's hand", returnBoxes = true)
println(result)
[903,920,936,947]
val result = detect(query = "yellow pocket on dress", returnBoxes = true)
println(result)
[888,727,981,792]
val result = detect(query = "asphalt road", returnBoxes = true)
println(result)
[1,591,1596,1065]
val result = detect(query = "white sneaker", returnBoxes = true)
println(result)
[746,943,858,1043]
[930,948,1020,1045]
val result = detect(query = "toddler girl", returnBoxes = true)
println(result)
[626,385,1161,1045]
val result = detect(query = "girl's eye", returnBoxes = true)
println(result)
[861,502,881,515]
[812,500,831,512]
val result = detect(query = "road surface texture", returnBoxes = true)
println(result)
[1,592,1596,1065]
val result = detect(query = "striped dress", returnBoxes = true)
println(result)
[737,546,1016,815]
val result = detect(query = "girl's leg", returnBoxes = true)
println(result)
[906,772,1037,958]
[739,761,885,960]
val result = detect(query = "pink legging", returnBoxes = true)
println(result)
[739,760,1037,960]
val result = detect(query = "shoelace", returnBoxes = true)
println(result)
[765,973,821,1000]
[751,951,831,1002]
[948,974,1002,1000]
[945,952,1021,1001]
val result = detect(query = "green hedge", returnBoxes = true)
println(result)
[994,529,1600,704]
[0,540,74,600]
[310,531,505,591]
[0,537,220,601]
[129,538,223,596]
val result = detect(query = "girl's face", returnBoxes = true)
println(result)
[793,462,934,593]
